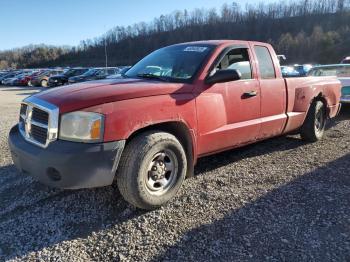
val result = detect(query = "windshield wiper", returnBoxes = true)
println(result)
[136,73,169,82]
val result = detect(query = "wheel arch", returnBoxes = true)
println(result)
[126,121,196,178]
[312,92,330,118]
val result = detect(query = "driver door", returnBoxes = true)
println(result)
[196,46,261,155]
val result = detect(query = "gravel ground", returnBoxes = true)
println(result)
[0,85,350,261]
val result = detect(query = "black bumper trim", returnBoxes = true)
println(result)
[8,125,125,189]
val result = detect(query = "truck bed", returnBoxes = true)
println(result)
[283,76,341,134]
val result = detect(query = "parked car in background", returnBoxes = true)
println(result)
[341,56,350,64]
[307,64,350,77]
[0,71,22,85]
[68,67,118,84]
[339,78,350,103]
[0,70,11,77]
[25,71,45,86]
[281,66,300,77]
[12,71,38,86]
[106,66,131,79]
[48,67,89,87]
[4,71,32,86]
[2,76,18,86]
[308,64,350,103]
[31,69,63,87]
[293,64,313,76]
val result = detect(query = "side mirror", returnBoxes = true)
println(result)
[205,69,241,85]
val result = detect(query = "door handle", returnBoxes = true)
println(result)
[242,91,258,98]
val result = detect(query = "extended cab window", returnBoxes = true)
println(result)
[215,48,252,79]
[254,46,276,79]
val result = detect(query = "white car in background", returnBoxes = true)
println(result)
[106,66,131,79]
[308,64,350,103]
[341,56,350,64]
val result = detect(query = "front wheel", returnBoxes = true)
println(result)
[117,131,187,210]
[300,100,327,142]
[41,79,48,88]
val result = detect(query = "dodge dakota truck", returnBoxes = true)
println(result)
[9,40,341,209]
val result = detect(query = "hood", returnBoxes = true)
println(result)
[34,78,192,113]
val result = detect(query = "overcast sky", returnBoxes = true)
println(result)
[0,0,277,50]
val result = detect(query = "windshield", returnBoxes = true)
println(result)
[37,70,50,76]
[308,66,350,77]
[16,73,27,78]
[63,69,76,76]
[64,68,87,77]
[125,44,215,82]
[81,69,97,77]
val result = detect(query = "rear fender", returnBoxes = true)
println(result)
[294,81,341,118]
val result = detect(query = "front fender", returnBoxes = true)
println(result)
[82,94,197,143]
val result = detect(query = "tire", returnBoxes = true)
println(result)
[41,79,48,88]
[300,100,327,142]
[117,131,187,210]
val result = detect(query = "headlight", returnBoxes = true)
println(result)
[59,111,104,143]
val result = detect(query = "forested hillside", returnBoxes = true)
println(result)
[0,45,70,69]
[1,0,350,69]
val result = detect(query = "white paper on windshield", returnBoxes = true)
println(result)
[183,46,208,52]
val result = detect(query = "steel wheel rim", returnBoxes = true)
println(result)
[42,80,47,87]
[315,107,325,133]
[145,150,179,196]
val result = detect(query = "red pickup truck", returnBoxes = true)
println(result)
[9,40,341,209]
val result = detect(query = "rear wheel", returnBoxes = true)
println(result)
[300,100,327,142]
[117,131,187,210]
[41,79,48,88]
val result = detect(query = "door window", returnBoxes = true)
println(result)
[215,48,252,79]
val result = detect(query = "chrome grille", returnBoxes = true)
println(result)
[18,96,59,148]
[31,125,48,144]
[32,108,49,125]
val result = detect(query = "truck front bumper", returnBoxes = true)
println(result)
[8,125,125,189]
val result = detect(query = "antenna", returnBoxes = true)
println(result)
[104,25,108,69]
